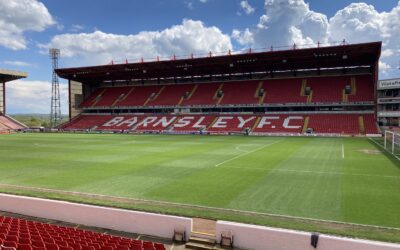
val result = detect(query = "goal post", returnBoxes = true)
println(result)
[384,130,400,156]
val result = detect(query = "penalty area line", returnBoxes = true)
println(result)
[215,140,283,167]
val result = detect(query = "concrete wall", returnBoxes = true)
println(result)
[216,221,400,250]
[0,194,192,240]
[69,80,83,120]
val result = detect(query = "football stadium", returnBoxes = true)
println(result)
[0,0,400,250]
[1,1,400,250]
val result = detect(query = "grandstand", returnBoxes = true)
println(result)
[0,69,28,133]
[0,214,166,250]
[57,42,381,136]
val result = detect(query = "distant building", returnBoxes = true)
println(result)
[377,78,400,127]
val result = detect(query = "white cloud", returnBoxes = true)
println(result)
[328,3,383,44]
[232,29,254,45]
[379,61,392,73]
[0,0,55,50]
[328,1,400,78]
[234,0,328,49]
[42,19,232,66]
[2,61,34,67]
[70,24,85,32]
[56,23,64,31]
[184,0,208,9]
[240,0,255,15]
[6,80,68,114]
[232,0,400,78]
[298,11,329,43]
[381,49,394,58]
[184,0,194,9]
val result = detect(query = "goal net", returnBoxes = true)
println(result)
[384,130,400,157]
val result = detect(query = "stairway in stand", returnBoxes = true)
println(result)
[185,218,229,250]
[186,232,216,250]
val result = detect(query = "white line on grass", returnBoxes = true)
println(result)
[215,165,400,178]
[369,137,400,161]
[342,143,345,159]
[271,169,400,179]
[234,145,249,153]
[215,140,283,167]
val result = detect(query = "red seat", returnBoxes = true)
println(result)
[59,247,74,250]
[88,243,101,250]
[4,241,18,248]
[107,240,119,246]
[45,243,59,250]
[130,240,141,246]
[116,246,129,250]
[8,230,19,236]
[18,238,32,244]
[68,243,82,250]
[31,236,42,242]
[19,233,31,239]
[153,243,165,250]
[32,240,45,247]
[55,240,68,247]
[118,242,130,247]
[6,235,18,242]
[142,242,154,250]
[75,240,88,246]
[30,231,40,236]
[82,246,95,250]
[101,246,115,250]
[52,236,63,241]
[43,238,55,244]
[129,245,143,250]
[2,247,20,250]
[32,247,46,250]
[18,244,34,250]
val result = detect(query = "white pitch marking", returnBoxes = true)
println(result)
[235,146,249,153]
[214,164,400,178]
[342,143,345,159]
[214,164,400,179]
[271,168,400,179]
[215,140,282,167]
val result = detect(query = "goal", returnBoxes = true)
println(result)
[384,130,400,156]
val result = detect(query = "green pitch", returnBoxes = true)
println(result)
[0,133,400,241]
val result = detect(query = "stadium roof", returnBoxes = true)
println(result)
[56,42,381,83]
[0,69,28,83]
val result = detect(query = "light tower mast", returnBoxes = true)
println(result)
[49,48,61,128]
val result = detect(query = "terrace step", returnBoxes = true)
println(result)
[189,236,216,245]
[185,242,214,250]
[191,231,216,240]
[186,230,218,250]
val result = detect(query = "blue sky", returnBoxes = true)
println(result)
[1,0,399,114]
